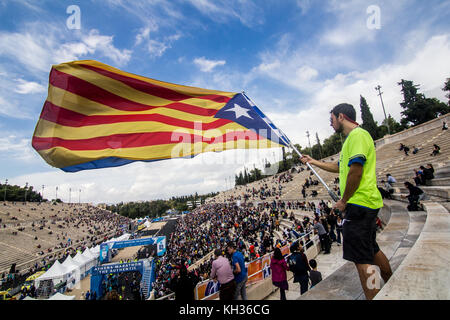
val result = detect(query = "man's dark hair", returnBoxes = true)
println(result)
[330,103,356,121]
[226,242,236,249]
[290,241,299,253]
[309,259,317,269]
[214,249,222,257]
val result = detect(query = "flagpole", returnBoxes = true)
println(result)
[242,92,340,202]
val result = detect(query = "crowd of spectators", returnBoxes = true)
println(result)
[0,202,131,292]
[152,203,282,298]
[413,164,435,186]
[214,172,294,203]
[151,198,341,299]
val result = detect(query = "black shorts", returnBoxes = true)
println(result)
[342,204,380,264]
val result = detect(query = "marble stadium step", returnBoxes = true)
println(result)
[396,186,450,200]
[297,201,421,300]
[375,202,450,299]
[379,163,450,179]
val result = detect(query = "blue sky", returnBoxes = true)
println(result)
[0,0,449,203]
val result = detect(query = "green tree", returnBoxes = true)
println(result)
[237,172,244,185]
[399,79,449,126]
[321,132,344,156]
[376,114,404,137]
[443,77,450,106]
[360,95,379,140]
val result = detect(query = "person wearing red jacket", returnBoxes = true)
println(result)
[270,247,289,300]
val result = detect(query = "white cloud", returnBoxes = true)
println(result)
[14,78,46,94]
[193,57,226,72]
[261,34,450,149]
[0,95,33,119]
[147,39,170,58]
[0,133,36,162]
[0,24,132,76]
[133,24,182,58]
[8,147,282,204]
[296,0,313,15]
[135,27,151,46]
[81,29,132,66]
[0,31,53,73]
[185,0,265,27]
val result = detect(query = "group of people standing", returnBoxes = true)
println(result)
[209,243,248,300]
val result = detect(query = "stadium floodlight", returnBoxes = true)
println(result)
[375,85,390,135]
[24,182,28,202]
[4,179,7,201]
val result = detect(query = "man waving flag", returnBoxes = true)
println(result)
[32,60,287,172]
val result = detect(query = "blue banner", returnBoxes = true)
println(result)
[92,261,143,276]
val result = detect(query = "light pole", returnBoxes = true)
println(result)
[42,185,45,201]
[375,85,390,135]
[69,188,71,204]
[79,189,81,204]
[55,186,58,201]
[24,182,28,202]
[3,179,8,202]
[306,130,312,158]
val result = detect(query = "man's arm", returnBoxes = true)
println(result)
[210,262,217,280]
[336,163,363,211]
[234,262,241,274]
[300,155,339,173]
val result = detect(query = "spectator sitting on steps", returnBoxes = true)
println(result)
[399,143,410,156]
[423,164,435,186]
[402,182,425,211]
[431,144,440,156]
[386,174,396,187]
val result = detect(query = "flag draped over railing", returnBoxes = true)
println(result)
[32,60,287,172]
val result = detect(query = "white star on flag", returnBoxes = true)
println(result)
[226,103,253,119]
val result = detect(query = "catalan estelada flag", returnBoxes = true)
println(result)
[32,60,288,172]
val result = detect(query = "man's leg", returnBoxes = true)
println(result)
[354,263,379,300]
[325,235,331,253]
[373,250,392,283]
[300,276,309,295]
[234,280,243,300]
[240,277,248,300]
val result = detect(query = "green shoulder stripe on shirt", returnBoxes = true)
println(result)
[349,154,367,161]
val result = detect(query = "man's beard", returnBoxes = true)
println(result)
[334,123,343,134]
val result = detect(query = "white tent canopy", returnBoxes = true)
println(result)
[82,248,98,270]
[73,251,97,274]
[35,260,70,287]
[90,245,100,258]
[48,292,76,300]
[62,255,80,273]
[82,248,96,260]
[62,256,82,288]
[73,252,90,265]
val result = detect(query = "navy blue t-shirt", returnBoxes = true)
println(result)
[232,251,248,283]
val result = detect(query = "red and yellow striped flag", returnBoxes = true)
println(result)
[32,60,286,172]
